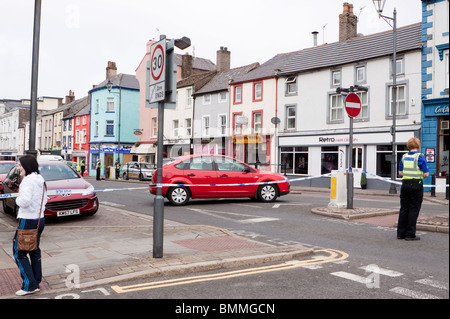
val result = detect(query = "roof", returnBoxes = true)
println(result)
[91,73,140,92]
[174,54,216,71]
[279,23,422,76]
[194,63,260,95]
[177,71,217,92]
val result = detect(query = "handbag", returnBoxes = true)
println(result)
[16,184,46,252]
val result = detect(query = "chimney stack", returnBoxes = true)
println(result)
[339,2,357,42]
[182,53,193,79]
[312,31,319,46]
[106,61,117,79]
[65,90,75,105]
[216,46,231,72]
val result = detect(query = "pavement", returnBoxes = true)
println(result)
[0,180,447,299]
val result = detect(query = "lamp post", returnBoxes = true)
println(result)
[373,0,398,194]
[106,79,122,171]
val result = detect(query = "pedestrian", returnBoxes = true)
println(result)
[13,155,47,296]
[96,159,102,180]
[115,159,121,180]
[80,159,86,177]
[397,137,429,241]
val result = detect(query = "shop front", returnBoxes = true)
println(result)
[422,98,449,191]
[229,134,272,171]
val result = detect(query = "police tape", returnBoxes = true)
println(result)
[0,170,447,200]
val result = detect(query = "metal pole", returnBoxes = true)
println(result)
[153,100,165,258]
[28,0,42,157]
[389,8,398,194]
[347,116,354,209]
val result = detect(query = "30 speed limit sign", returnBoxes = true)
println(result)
[148,39,166,103]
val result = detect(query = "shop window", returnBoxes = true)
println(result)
[376,144,408,178]
[438,117,449,177]
[321,146,339,175]
[280,147,308,175]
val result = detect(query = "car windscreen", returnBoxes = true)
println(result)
[39,163,80,181]
[0,163,16,174]
[140,163,155,169]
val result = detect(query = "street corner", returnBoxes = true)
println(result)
[311,206,398,220]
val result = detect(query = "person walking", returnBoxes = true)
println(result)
[80,159,86,177]
[13,155,47,296]
[96,159,102,180]
[115,159,121,180]
[397,137,429,241]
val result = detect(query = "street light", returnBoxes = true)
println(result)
[373,0,398,194]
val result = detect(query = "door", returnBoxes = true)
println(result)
[352,147,364,188]
[184,156,217,197]
[214,156,257,197]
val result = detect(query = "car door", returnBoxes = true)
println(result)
[213,156,257,197]
[184,156,217,198]
[2,166,21,210]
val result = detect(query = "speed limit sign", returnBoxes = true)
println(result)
[148,39,166,103]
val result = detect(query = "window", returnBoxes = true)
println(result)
[95,99,99,113]
[376,144,408,178]
[321,146,339,175]
[388,84,406,116]
[280,147,308,175]
[445,51,449,91]
[203,94,211,104]
[330,94,343,122]
[68,119,72,131]
[152,117,157,137]
[438,117,449,177]
[82,115,86,125]
[394,57,404,76]
[286,105,296,130]
[234,85,242,104]
[219,92,227,103]
[186,88,192,107]
[76,116,80,125]
[355,91,368,119]
[95,121,99,136]
[185,118,192,135]
[233,113,243,134]
[82,129,86,143]
[253,81,262,101]
[332,70,341,86]
[218,114,227,135]
[285,76,297,95]
[356,66,366,83]
[253,111,262,133]
[173,120,179,136]
[215,156,254,172]
[75,130,80,144]
[68,135,72,148]
[107,97,114,112]
[202,116,210,136]
[106,120,114,135]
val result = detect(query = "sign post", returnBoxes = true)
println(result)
[344,92,362,209]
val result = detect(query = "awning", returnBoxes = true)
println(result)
[133,143,156,155]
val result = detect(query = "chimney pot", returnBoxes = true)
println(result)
[339,2,357,42]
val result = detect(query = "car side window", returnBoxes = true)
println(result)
[7,167,21,184]
[189,157,214,171]
[215,157,250,172]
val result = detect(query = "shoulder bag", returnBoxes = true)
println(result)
[16,183,46,252]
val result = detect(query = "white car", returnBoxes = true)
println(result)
[122,162,155,181]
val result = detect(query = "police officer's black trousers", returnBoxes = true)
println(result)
[397,180,423,239]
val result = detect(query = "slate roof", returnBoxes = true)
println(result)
[194,63,260,95]
[174,54,216,71]
[91,73,140,92]
[279,23,422,76]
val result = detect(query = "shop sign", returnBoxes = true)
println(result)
[233,134,263,144]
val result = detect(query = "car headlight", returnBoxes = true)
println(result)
[83,185,95,196]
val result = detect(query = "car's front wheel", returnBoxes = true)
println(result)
[167,186,190,206]
[257,184,278,202]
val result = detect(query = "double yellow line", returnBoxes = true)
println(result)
[111,248,348,294]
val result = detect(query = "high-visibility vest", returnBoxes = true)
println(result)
[401,153,424,180]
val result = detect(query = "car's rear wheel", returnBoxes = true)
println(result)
[167,186,190,206]
[257,184,278,202]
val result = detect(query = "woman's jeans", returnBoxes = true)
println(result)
[13,218,45,291]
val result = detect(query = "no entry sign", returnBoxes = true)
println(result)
[345,93,361,118]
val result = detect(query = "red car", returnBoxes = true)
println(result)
[150,155,290,205]
[1,158,98,218]
[0,161,17,191]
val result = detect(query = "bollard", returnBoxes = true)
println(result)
[431,173,436,197]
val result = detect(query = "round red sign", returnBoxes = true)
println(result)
[345,93,362,117]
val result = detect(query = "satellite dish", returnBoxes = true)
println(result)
[271,117,281,125]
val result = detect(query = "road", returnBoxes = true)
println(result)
[37,179,448,300]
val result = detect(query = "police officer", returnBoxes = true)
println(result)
[115,159,121,180]
[96,159,102,181]
[397,137,429,241]
[80,160,86,177]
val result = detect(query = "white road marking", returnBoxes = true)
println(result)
[415,278,448,290]
[390,287,440,299]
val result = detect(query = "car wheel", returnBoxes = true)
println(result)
[167,186,190,206]
[257,184,278,202]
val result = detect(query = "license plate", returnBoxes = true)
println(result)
[57,209,80,217]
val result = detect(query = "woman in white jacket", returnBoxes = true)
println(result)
[13,155,47,296]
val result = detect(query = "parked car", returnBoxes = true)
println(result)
[150,154,290,206]
[1,158,98,218]
[122,162,155,181]
[0,161,17,191]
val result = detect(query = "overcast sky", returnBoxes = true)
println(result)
[0,0,422,100]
